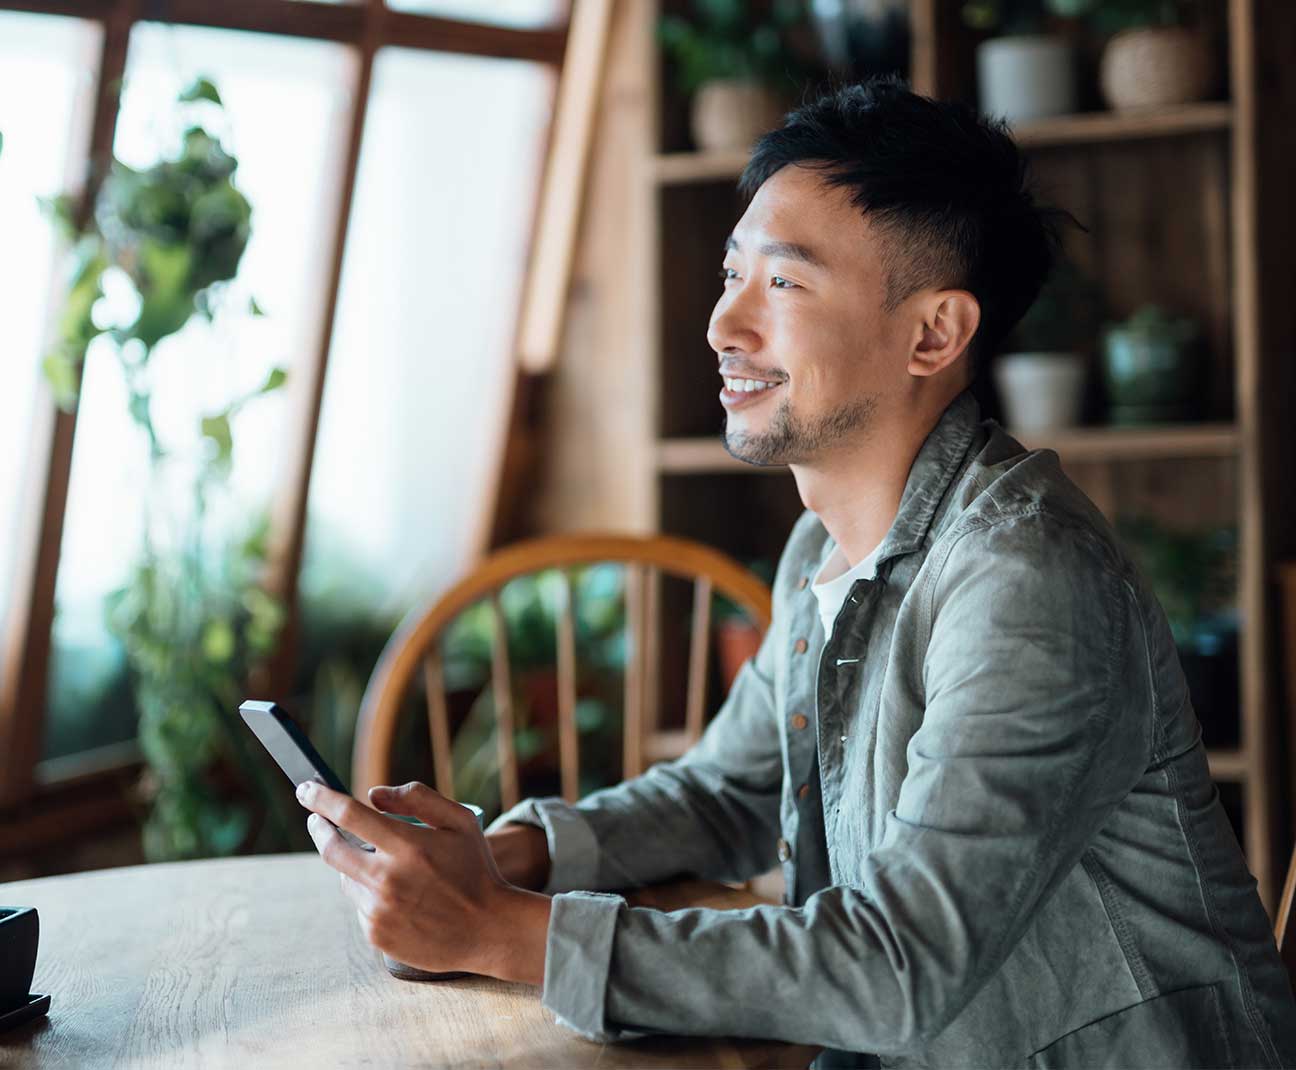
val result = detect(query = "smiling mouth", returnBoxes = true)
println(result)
[719,376,783,409]
[721,376,782,393]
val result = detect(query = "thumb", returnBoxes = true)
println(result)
[369,781,473,829]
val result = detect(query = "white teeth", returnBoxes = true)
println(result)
[724,377,777,393]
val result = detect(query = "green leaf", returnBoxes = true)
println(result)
[201,411,233,464]
[38,192,79,240]
[180,76,222,106]
[257,366,287,394]
[201,618,236,663]
[130,240,194,348]
[41,350,82,411]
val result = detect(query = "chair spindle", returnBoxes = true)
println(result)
[685,577,713,743]
[556,570,580,802]
[490,594,520,811]
[422,649,455,799]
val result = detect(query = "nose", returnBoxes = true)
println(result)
[707,283,761,356]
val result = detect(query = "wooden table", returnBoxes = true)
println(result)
[0,854,819,1068]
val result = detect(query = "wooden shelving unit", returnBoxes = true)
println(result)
[658,423,1241,474]
[581,0,1296,911]
[653,100,1235,185]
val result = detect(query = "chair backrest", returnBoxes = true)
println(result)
[350,533,772,809]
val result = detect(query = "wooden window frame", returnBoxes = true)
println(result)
[0,0,571,849]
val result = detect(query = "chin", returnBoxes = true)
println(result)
[722,425,788,468]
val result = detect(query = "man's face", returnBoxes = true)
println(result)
[707,164,909,466]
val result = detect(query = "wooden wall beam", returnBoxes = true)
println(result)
[251,1,383,701]
[0,0,566,62]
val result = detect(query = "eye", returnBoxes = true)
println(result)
[718,267,739,283]
[771,276,797,289]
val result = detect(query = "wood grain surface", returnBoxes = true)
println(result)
[0,854,818,1069]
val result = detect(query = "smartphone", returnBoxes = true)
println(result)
[238,699,377,852]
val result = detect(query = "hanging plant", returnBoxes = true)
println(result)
[41,76,294,861]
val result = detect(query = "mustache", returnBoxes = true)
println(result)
[718,359,786,381]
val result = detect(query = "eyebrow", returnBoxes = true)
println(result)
[724,233,828,270]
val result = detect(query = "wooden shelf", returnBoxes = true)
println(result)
[1007,422,1240,462]
[1009,102,1233,148]
[657,438,783,474]
[651,103,1233,186]
[657,423,1239,474]
[1207,748,1249,783]
[653,149,751,185]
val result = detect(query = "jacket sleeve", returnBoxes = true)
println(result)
[486,518,805,894]
[537,514,1154,1053]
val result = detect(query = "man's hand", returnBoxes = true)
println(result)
[297,780,551,985]
[484,822,551,891]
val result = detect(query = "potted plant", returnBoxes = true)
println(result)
[712,558,773,691]
[962,0,1094,122]
[1093,0,1216,111]
[1100,304,1200,424]
[992,257,1103,433]
[807,0,910,83]
[658,0,810,153]
[41,78,293,861]
[1117,517,1238,747]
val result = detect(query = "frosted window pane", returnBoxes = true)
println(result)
[385,0,565,28]
[0,12,100,674]
[303,48,553,620]
[45,24,350,760]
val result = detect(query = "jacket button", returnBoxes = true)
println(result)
[794,638,808,654]
[797,783,810,800]
[797,576,809,590]
[790,713,808,731]
[776,837,791,863]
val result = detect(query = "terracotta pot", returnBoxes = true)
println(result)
[690,79,785,153]
[1100,27,1215,112]
[715,619,763,692]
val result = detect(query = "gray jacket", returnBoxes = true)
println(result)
[492,389,1296,1068]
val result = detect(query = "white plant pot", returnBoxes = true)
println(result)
[976,35,1078,123]
[993,352,1086,433]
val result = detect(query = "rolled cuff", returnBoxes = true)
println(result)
[488,796,601,894]
[541,890,646,1043]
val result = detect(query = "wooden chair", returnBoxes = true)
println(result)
[350,533,772,810]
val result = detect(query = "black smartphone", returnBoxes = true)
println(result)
[238,699,376,852]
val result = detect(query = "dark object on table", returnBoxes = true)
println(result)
[381,954,469,982]
[0,906,49,1033]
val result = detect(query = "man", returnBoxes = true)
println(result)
[297,77,1296,1067]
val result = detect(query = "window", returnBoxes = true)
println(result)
[1,1,569,819]
[385,0,564,28]
[44,23,351,760]
[0,11,101,654]
[303,48,554,619]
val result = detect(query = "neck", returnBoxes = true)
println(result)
[790,395,949,569]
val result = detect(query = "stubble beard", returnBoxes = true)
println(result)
[722,392,879,466]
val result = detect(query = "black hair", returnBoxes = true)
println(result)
[738,74,1082,377]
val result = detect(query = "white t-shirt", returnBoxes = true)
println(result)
[811,540,881,640]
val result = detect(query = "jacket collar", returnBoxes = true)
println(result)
[824,389,980,572]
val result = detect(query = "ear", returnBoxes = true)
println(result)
[908,290,980,379]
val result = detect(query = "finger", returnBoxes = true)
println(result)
[339,871,378,915]
[307,812,378,882]
[368,781,475,830]
[298,781,405,850]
